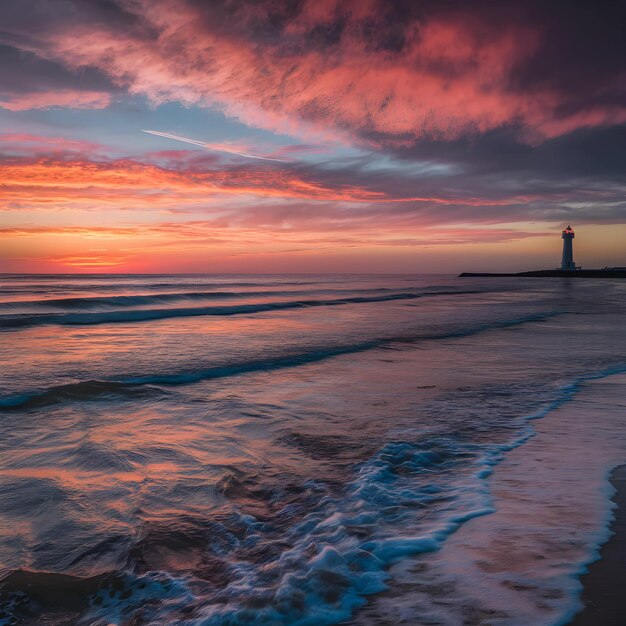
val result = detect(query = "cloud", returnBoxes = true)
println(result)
[42,253,132,268]
[0,133,104,156]
[0,42,117,111]
[2,0,625,143]
[0,1,624,273]
[0,151,388,216]
[2,137,625,232]
[0,89,111,111]
[0,220,547,250]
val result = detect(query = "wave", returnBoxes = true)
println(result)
[0,292,423,328]
[0,380,164,410]
[0,287,413,312]
[0,279,328,296]
[0,289,493,329]
[0,311,562,410]
[10,366,622,626]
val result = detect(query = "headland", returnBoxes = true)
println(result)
[460,269,626,278]
[461,226,625,277]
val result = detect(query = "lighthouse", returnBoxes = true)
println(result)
[561,225,576,270]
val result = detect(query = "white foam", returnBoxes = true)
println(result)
[356,373,626,625]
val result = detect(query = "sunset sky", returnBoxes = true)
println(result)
[1,0,625,273]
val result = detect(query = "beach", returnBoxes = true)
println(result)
[570,464,626,625]
[0,274,625,625]
[357,373,626,625]
[2,0,625,622]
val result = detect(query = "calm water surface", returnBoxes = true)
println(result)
[0,274,625,625]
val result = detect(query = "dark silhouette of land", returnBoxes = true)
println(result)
[460,269,626,278]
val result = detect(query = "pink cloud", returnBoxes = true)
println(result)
[0,133,105,156]
[0,89,111,111]
[13,0,625,144]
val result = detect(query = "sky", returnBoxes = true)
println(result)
[1,0,625,274]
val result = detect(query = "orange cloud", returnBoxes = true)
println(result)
[0,157,386,212]
[0,218,547,246]
[46,253,132,268]
[0,150,562,218]
[0,218,554,273]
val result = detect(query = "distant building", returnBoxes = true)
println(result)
[561,225,576,270]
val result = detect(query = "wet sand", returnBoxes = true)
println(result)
[569,464,626,626]
[354,373,626,625]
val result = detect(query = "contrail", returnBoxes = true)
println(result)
[141,129,286,162]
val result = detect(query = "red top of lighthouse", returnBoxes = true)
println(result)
[562,225,575,237]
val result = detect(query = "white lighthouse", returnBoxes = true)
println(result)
[561,225,576,270]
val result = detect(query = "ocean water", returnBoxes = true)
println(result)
[0,273,625,625]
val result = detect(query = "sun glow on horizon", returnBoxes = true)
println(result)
[1,0,625,273]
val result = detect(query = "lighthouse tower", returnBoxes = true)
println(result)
[561,225,576,270]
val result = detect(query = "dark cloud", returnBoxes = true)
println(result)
[0,0,624,231]
[0,0,140,108]
[511,0,626,97]
[0,0,139,38]
[384,124,626,180]
[1,0,625,139]
[0,44,116,95]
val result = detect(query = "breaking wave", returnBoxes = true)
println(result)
[0,289,500,329]
[0,311,562,410]
[4,368,624,626]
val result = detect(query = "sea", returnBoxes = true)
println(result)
[0,273,625,625]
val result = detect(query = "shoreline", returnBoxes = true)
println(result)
[568,464,626,625]
[354,373,626,625]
